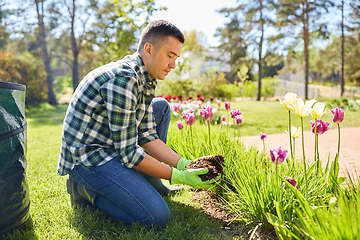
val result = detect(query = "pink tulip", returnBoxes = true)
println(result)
[189,107,194,114]
[283,176,298,190]
[176,120,183,130]
[216,99,221,107]
[201,106,213,120]
[221,116,226,122]
[311,119,330,135]
[331,107,344,124]
[225,101,230,110]
[173,103,180,113]
[270,146,288,164]
[182,111,189,120]
[230,109,242,118]
[186,113,195,126]
[235,115,242,125]
[260,132,267,140]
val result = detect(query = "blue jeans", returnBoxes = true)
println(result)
[69,97,172,227]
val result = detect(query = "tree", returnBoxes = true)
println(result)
[217,0,274,100]
[35,0,57,105]
[215,13,248,83]
[274,0,334,99]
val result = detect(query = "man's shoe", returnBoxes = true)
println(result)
[66,176,96,209]
[139,172,184,196]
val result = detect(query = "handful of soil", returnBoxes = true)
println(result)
[187,155,225,181]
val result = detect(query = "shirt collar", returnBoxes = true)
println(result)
[132,52,157,89]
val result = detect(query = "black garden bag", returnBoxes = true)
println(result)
[0,81,31,235]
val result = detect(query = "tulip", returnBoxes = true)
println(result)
[260,132,267,140]
[230,109,242,118]
[270,146,288,164]
[203,106,213,120]
[282,176,298,190]
[331,107,345,157]
[331,107,344,123]
[270,146,288,201]
[173,103,180,113]
[311,119,330,135]
[310,102,326,119]
[280,93,300,161]
[235,115,242,125]
[294,98,316,118]
[189,107,195,114]
[260,132,267,155]
[182,111,189,120]
[186,113,195,126]
[285,126,301,139]
[176,120,183,130]
[225,101,230,110]
[285,126,301,158]
[221,116,226,122]
[216,99,221,107]
[279,92,297,111]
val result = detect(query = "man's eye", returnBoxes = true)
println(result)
[168,55,173,58]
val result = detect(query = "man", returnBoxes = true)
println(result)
[57,20,216,227]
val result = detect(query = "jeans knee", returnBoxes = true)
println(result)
[147,205,170,228]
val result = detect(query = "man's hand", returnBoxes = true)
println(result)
[170,168,216,189]
[176,157,192,171]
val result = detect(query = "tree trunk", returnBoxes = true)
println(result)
[341,0,345,96]
[35,0,57,105]
[257,0,264,101]
[303,2,309,99]
[70,0,79,90]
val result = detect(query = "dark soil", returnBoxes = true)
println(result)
[187,155,225,181]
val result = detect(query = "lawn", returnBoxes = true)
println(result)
[2,99,360,239]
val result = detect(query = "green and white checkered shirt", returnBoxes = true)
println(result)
[57,53,159,176]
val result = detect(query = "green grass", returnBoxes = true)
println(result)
[2,104,223,240]
[2,100,360,239]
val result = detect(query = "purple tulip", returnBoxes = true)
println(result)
[225,101,230,110]
[311,119,330,135]
[235,115,242,125]
[186,113,195,126]
[173,103,180,113]
[331,107,344,124]
[283,176,298,190]
[176,120,183,130]
[201,106,213,120]
[270,146,288,164]
[260,132,267,140]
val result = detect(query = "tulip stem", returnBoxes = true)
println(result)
[190,125,194,154]
[288,111,294,161]
[275,159,279,202]
[301,117,308,201]
[314,118,317,161]
[207,120,211,147]
[337,123,341,158]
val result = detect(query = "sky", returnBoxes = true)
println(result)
[149,0,238,47]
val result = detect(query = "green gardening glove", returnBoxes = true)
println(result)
[170,168,216,189]
[176,157,192,171]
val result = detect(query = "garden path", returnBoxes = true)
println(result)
[240,127,360,181]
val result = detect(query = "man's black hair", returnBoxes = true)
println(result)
[138,20,185,52]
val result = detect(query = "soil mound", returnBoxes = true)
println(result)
[187,155,225,181]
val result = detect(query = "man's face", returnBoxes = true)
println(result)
[146,36,182,80]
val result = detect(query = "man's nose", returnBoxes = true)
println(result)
[169,58,176,69]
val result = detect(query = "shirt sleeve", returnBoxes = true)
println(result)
[100,75,146,168]
[138,101,159,146]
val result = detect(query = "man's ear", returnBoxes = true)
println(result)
[144,43,153,58]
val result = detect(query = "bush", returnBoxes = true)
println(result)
[326,96,359,111]
[0,50,48,105]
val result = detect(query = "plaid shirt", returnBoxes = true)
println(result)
[57,53,159,176]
